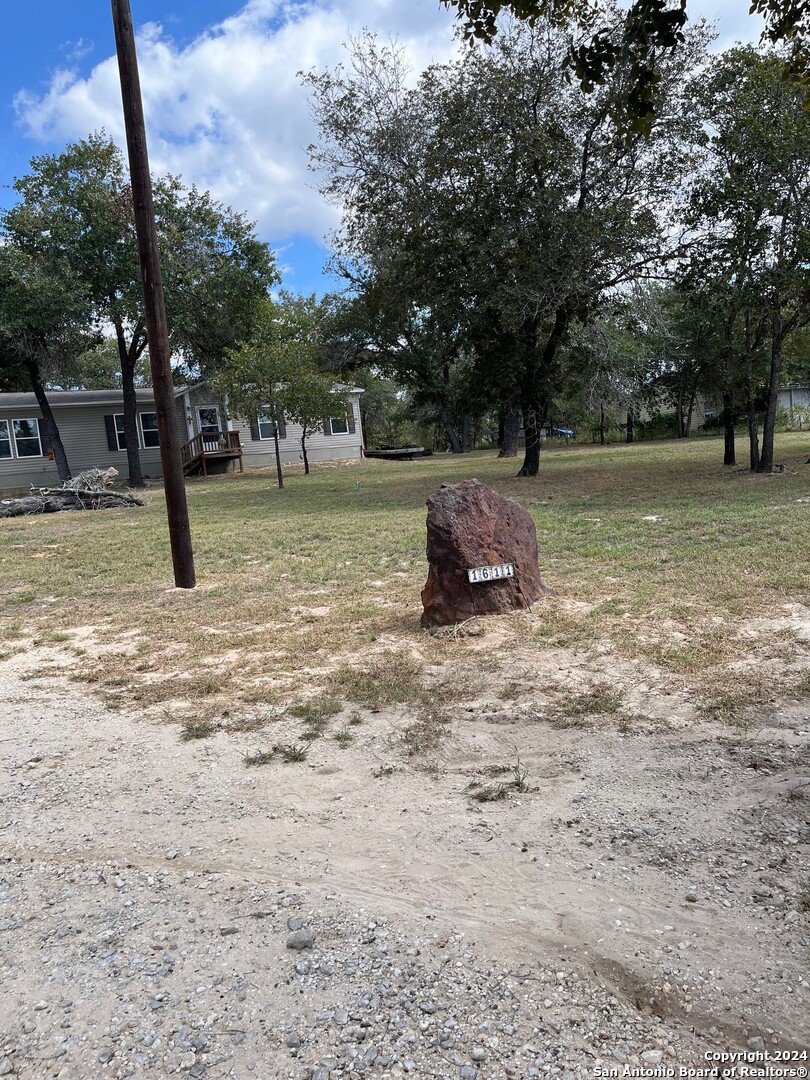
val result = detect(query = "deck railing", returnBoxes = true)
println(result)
[180,430,241,466]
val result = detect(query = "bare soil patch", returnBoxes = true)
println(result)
[0,639,807,1078]
[2,440,810,1076]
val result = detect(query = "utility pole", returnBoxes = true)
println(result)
[111,0,196,589]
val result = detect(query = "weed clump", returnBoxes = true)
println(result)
[181,719,217,741]
[243,743,308,766]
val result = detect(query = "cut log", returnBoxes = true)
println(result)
[0,489,144,519]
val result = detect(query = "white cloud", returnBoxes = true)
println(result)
[688,0,764,47]
[60,38,95,64]
[12,0,767,247]
[14,0,460,242]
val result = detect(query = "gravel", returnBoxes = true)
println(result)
[0,857,713,1078]
[1,651,807,1078]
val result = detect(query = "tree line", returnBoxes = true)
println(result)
[0,134,277,485]
[2,2,809,483]
[301,15,810,475]
[0,137,362,489]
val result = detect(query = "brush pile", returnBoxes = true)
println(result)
[0,468,144,518]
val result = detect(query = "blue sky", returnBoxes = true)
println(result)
[2,0,761,297]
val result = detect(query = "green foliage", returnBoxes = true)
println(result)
[1,133,277,483]
[270,292,341,448]
[0,245,98,389]
[443,0,809,134]
[157,177,279,378]
[685,47,810,470]
[49,337,148,391]
[0,243,99,475]
[458,0,688,137]
[214,292,349,477]
[350,369,415,448]
[304,20,707,472]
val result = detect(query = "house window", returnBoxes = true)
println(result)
[197,406,220,434]
[330,415,349,435]
[0,420,11,459]
[140,412,160,448]
[257,412,277,440]
[13,418,42,458]
[113,414,127,451]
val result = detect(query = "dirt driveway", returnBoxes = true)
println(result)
[0,646,808,1079]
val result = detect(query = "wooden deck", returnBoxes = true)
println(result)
[181,431,243,476]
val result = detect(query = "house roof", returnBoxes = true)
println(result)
[0,381,365,412]
[176,380,365,396]
[0,388,158,410]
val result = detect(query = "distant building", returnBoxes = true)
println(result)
[701,384,810,427]
[0,382,364,491]
[780,383,810,421]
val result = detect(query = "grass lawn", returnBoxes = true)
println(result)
[2,432,809,731]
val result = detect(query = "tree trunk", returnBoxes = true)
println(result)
[757,314,784,474]
[626,406,634,444]
[0,489,144,517]
[120,356,143,487]
[273,427,284,488]
[722,341,736,466]
[745,352,760,472]
[517,404,541,476]
[516,309,564,477]
[599,400,606,445]
[676,388,685,438]
[25,360,72,481]
[433,392,463,452]
[685,384,697,438]
[445,423,463,453]
[461,413,471,453]
[498,407,521,457]
[722,390,736,466]
[115,321,146,488]
[301,430,310,475]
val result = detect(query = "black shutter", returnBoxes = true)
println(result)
[104,415,118,451]
[277,409,287,439]
[37,418,51,454]
[347,405,356,435]
[322,416,332,436]
[250,419,261,441]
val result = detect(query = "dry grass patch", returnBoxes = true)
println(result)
[468,754,530,801]
[540,683,624,727]
[223,714,272,734]
[2,434,810,727]
[181,718,219,741]
[401,708,453,757]
[288,694,343,723]
[327,653,426,710]
[243,742,309,766]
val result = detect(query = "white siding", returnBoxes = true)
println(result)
[0,389,366,491]
[237,395,365,468]
[779,387,810,412]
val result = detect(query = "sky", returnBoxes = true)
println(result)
[1,0,763,297]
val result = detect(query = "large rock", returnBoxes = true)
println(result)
[420,478,547,628]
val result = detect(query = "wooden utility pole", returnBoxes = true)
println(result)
[111,0,196,589]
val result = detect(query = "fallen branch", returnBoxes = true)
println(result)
[61,466,120,492]
[0,484,144,519]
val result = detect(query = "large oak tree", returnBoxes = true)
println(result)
[2,134,277,486]
[304,14,707,474]
[686,48,810,473]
